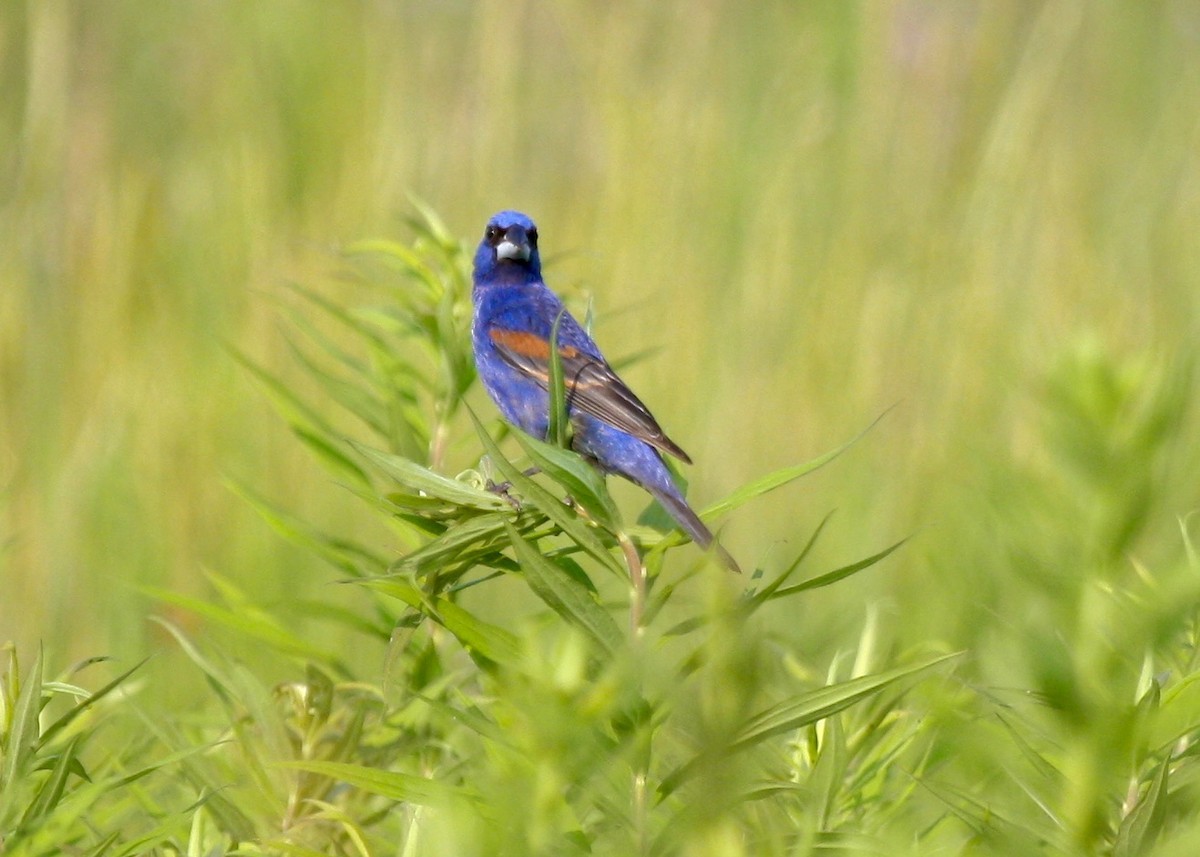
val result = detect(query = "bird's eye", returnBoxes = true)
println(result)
[485,226,500,242]
[528,228,538,244]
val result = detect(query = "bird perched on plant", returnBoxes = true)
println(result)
[471,210,739,572]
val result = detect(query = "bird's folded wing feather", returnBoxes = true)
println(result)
[488,326,692,463]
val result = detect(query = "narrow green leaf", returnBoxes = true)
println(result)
[360,577,426,610]
[915,774,1067,851]
[362,579,522,667]
[995,714,1062,785]
[22,735,83,824]
[1114,759,1170,857]
[283,280,393,357]
[143,577,352,675]
[291,426,372,490]
[291,598,393,641]
[514,432,621,530]
[344,239,443,300]
[659,652,958,797]
[733,653,956,750]
[326,706,368,766]
[226,477,386,576]
[413,693,512,747]
[661,616,706,639]
[2,647,43,789]
[146,619,228,700]
[351,441,508,511]
[662,515,836,629]
[123,712,258,840]
[283,335,391,440]
[82,833,121,857]
[743,511,834,609]
[39,658,147,748]
[280,759,471,807]
[408,193,460,250]
[390,512,513,574]
[769,536,908,601]
[433,258,473,401]
[437,599,523,667]
[469,409,624,577]
[702,407,894,521]
[382,489,460,515]
[504,522,623,654]
[810,714,847,829]
[228,346,335,438]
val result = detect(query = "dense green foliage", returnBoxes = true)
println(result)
[2,2,1199,854]
[3,208,1199,856]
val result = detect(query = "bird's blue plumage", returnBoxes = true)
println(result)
[471,210,739,572]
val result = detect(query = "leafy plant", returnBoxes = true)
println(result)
[179,209,953,855]
[0,645,186,855]
[917,341,1200,856]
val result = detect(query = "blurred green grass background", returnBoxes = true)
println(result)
[2,0,1198,683]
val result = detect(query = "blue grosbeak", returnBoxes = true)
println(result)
[471,210,739,572]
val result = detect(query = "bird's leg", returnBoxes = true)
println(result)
[486,467,542,511]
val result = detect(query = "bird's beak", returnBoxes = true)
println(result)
[497,226,532,261]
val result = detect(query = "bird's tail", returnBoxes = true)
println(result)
[651,487,742,574]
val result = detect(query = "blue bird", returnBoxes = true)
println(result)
[471,210,739,572]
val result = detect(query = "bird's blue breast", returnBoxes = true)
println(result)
[471,281,679,500]
[472,286,554,438]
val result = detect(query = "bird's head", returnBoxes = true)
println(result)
[474,210,542,284]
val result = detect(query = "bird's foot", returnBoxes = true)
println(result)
[486,479,523,511]
[486,466,542,512]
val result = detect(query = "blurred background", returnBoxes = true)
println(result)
[2,1,1198,684]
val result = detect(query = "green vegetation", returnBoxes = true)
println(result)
[2,3,1199,854]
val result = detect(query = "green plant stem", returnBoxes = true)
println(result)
[616,531,650,854]
[633,768,648,855]
[429,416,449,471]
[618,531,646,639]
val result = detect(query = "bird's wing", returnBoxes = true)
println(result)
[487,325,692,463]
